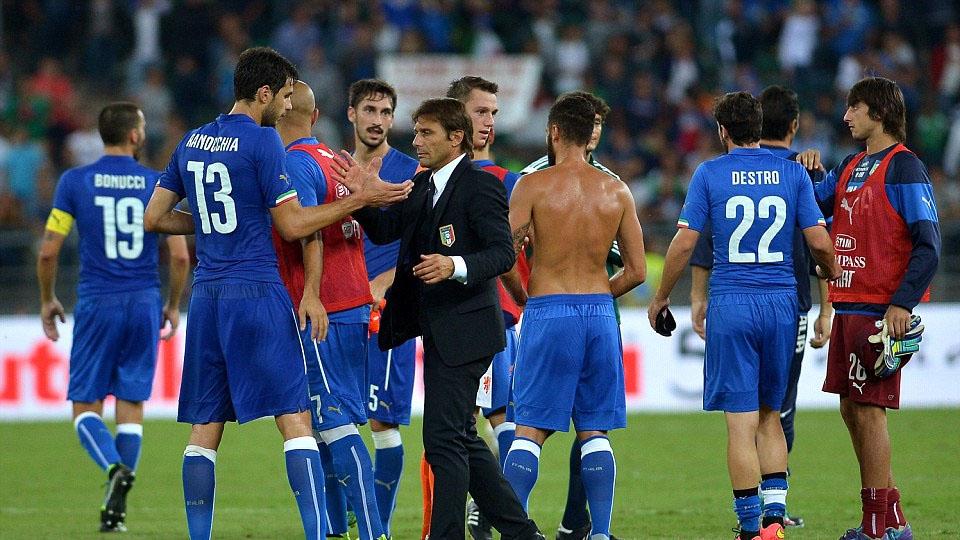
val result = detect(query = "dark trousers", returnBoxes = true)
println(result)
[780,313,808,453]
[421,334,536,540]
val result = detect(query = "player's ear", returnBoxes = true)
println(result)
[449,129,464,148]
[311,108,320,127]
[257,85,272,104]
[347,107,356,123]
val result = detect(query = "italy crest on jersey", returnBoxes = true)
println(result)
[439,224,455,247]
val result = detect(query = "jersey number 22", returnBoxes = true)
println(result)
[725,195,786,263]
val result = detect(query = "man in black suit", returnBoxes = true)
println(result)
[333,98,541,540]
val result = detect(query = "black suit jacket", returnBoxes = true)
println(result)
[355,155,514,366]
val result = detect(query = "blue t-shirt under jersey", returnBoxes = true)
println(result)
[52,155,162,296]
[679,147,825,296]
[157,113,296,285]
[363,147,419,280]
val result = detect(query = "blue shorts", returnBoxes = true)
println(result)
[482,325,518,418]
[704,292,798,413]
[366,335,416,425]
[68,289,162,403]
[510,294,625,432]
[177,282,310,424]
[305,321,369,431]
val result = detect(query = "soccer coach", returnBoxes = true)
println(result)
[332,97,543,540]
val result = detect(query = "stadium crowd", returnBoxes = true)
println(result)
[1,0,959,310]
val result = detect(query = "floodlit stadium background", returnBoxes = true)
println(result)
[1,1,958,413]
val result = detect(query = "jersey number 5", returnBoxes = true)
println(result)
[94,196,144,260]
[725,195,786,263]
[188,160,237,234]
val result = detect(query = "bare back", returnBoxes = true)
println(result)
[511,159,644,297]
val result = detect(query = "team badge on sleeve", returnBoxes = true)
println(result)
[438,224,455,247]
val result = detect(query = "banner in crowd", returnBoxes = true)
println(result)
[376,54,542,133]
[2,305,959,420]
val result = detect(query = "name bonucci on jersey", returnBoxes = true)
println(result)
[94,174,146,189]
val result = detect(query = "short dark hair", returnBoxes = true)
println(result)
[348,79,397,110]
[548,94,595,146]
[446,76,498,102]
[759,85,799,141]
[98,102,142,146]
[559,91,611,121]
[233,47,298,102]
[714,92,762,146]
[412,98,473,156]
[847,77,906,142]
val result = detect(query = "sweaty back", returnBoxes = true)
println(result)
[524,161,624,295]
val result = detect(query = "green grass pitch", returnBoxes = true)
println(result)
[1,409,957,539]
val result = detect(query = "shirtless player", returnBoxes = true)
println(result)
[501,94,646,540]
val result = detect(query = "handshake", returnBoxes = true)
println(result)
[868,314,924,379]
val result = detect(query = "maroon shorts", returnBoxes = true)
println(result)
[823,314,901,409]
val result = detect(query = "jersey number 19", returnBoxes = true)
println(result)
[94,196,144,260]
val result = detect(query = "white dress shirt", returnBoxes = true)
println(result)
[428,153,469,283]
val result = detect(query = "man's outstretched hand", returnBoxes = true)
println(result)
[330,150,412,207]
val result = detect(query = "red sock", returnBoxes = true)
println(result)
[861,488,889,538]
[886,487,907,529]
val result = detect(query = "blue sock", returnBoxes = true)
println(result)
[74,412,121,471]
[503,437,541,511]
[760,472,788,519]
[322,427,383,540]
[561,438,590,530]
[115,423,143,470]
[580,436,616,538]
[318,441,348,535]
[371,429,404,536]
[284,436,326,540]
[494,422,515,472]
[182,445,217,540]
[733,488,762,535]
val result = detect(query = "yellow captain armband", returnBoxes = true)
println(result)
[45,208,74,236]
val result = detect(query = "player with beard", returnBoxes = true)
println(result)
[144,48,410,539]
[502,93,646,540]
[519,91,624,540]
[348,79,420,537]
[38,102,190,532]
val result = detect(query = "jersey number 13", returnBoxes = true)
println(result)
[188,160,238,234]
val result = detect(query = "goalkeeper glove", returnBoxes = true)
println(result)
[868,314,924,379]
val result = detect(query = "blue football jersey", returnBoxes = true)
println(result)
[157,114,296,284]
[52,155,161,296]
[363,147,419,279]
[679,147,825,295]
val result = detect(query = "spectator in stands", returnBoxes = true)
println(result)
[272,5,320,67]
[5,126,46,223]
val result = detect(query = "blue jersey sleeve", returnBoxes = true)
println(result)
[285,150,321,207]
[52,170,76,215]
[689,221,714,269]
[678,164,709,232]
[795,167,826,229]
[503,170,521,200]
[885,152,941,310]
[157,135,187,198]
[257,129,295,207]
